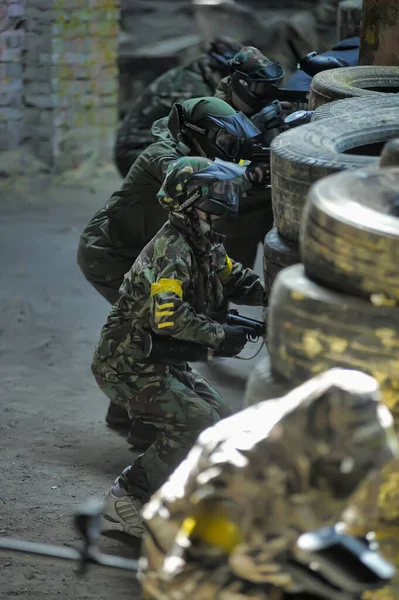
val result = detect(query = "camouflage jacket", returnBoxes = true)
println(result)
[140,369,397,600]
[114,55,217,174]
[81,136,191,265]
[91,212,265,381]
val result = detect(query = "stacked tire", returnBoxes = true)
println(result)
[249,70,399,596]
[308,65,399,109]
[267,141,399,598]
[262,74,399,291]
[255,95,399,411]
[270,106,399,244]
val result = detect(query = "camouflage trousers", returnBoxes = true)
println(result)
[94,364,232,502]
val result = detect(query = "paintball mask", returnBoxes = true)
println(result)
[168,99,261,163]
[205,113,261,162]
[229,46,286,112]
[158,156,247,218]
[183,158,247,217]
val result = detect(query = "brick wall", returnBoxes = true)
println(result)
[0,1,24,152]
[0,0,120,171]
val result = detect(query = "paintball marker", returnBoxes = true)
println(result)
[265,41,350,109]
[271,86,310,106]
[242,141,271,163]
[284,109,314,129]
[226,308,265,341]
[143,309,266,362]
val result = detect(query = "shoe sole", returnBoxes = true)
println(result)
[101,514,143,538]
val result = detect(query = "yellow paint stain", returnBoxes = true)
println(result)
[381,387,399,410]
[302,331,323,358]
[291,291,305,300]
[375,329,398,349]
[329,337,348,353]
[365,30,376,46]
[371,294,397,307]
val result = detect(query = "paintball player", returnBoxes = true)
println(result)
[94,156,266,536]
[78,96,266,439]
[115,38,242,178]
[214,46,289,270]
[151,47,289,268]
[115,46,289,271]
[78,96,264,309]
[215,45,288,140]
[139,368,398,600]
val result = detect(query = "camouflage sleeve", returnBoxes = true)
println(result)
[149,238,225,348]
[215,245,266,306]
[114,90,170,169]
[117,60,216,157]
[115,68,196,169]
[148,151,182,185]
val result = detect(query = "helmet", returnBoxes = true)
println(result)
[167,97,260,163]
[157,156,247,217]
[207,37,242,77]
[229,46,285,112]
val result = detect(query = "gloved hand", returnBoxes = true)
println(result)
[245,162,270,186]
[218,325,250,357]
[251,101,284,132]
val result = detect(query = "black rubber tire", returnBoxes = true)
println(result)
[311,94,399,122]
[263,227,300,294]
[300,166,399,304]
[309,65,399,110]
[243,348,291,407]
[380,138,399,168]
[267,264,399,410]
[270,110,399,241]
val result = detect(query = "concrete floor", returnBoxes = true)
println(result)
[0,170,263,599]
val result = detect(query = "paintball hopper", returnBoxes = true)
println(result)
[288,39,349,78]
[284,109,314,128]
[300,51,350,78]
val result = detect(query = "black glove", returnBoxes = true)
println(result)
[218,325,249,357]
[251,101,284,131]
[245,163,270,186]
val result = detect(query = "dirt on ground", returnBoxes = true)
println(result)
[0,161,263,599]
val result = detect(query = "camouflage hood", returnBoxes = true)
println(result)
[157,156,213,212]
